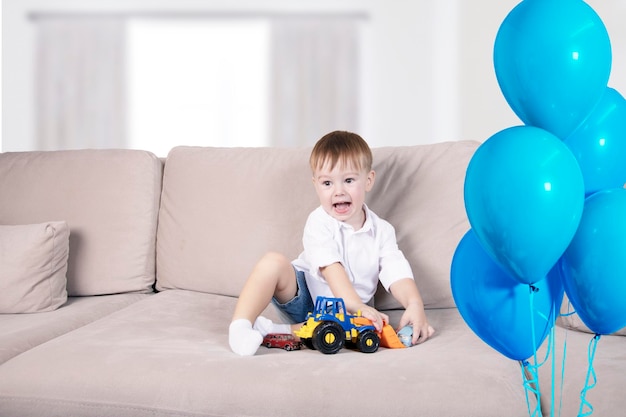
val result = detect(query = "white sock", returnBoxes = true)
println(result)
[229,319,263,356]
[253,316,291,336]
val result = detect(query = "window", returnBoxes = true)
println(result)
[127,19,270,156]
[35,14,361,155]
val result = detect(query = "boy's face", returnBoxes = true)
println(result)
[312,160,375,230]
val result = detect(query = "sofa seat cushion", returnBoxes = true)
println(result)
[536,325,626,416]
[0,293,151,364]
[0,150,162,296]
[0,290,531,417]
[157,141,478,309]
[0,221,69,313]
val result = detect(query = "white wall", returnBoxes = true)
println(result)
[3,0,626,151]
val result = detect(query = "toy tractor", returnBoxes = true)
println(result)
[294,296,405,354]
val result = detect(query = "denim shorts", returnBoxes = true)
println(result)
[271,268,315,323]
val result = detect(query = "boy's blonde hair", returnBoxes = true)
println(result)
[309,131,373,173]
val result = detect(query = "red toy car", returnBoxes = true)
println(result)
[262,333,302,351]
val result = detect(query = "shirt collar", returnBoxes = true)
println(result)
[336,203,374,234]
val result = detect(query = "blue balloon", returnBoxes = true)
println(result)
[494,0,612,139]
[464,126,585,284]
[451,229,563,361]
[560,188,626,335]
[565,87,626,196]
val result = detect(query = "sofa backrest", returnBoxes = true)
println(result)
[157,141,478,309]
[0,149,162,296]
[368,142,478,309]
[156,146,316,294]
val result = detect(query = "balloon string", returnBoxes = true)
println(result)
[559,299,576,318]
[549,305,557,417]
[530,284,540,412]
[557,299,573,417]
[521,284,545,417]
[577,334,600,417]
[529,285,553,368]
[521,360,542,417]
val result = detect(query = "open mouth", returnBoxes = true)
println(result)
[333,202,352,214]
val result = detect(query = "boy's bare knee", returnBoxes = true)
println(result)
[259,252,290,271]
[258,252,297,302]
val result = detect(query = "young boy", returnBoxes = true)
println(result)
[229,131,434,356]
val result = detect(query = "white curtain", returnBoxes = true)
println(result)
[36,17,126,150]
[33,14,360,150]
[269,17,361,147]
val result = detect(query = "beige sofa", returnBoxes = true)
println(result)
[0,142,623,417]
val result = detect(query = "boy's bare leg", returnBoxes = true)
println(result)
[232,252,297,322]
[229,252,297,355]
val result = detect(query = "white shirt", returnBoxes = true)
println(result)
[291,205,413,303]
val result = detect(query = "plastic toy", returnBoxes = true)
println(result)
[397,325,413,347]
[294,296,406,354]
[262,333,302,351]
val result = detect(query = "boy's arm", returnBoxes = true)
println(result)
[389,277,424,309]
[389,278,435,344]
[320,262,388,331]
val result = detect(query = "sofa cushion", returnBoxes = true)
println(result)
[156,146,317,295]
[0,293,152,364]
[157,142,477,309]
[0,221,69,313]
[537,324,626,416]
[0,150,162,296]
[369,142,478,309]
[0,291,532,417]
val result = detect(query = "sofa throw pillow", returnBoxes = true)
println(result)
[0,222,69,313]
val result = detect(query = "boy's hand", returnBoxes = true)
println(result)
[389,278,434,345]
[397,302,435,345]
[357,304,389,332]
[320,263,389,331]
